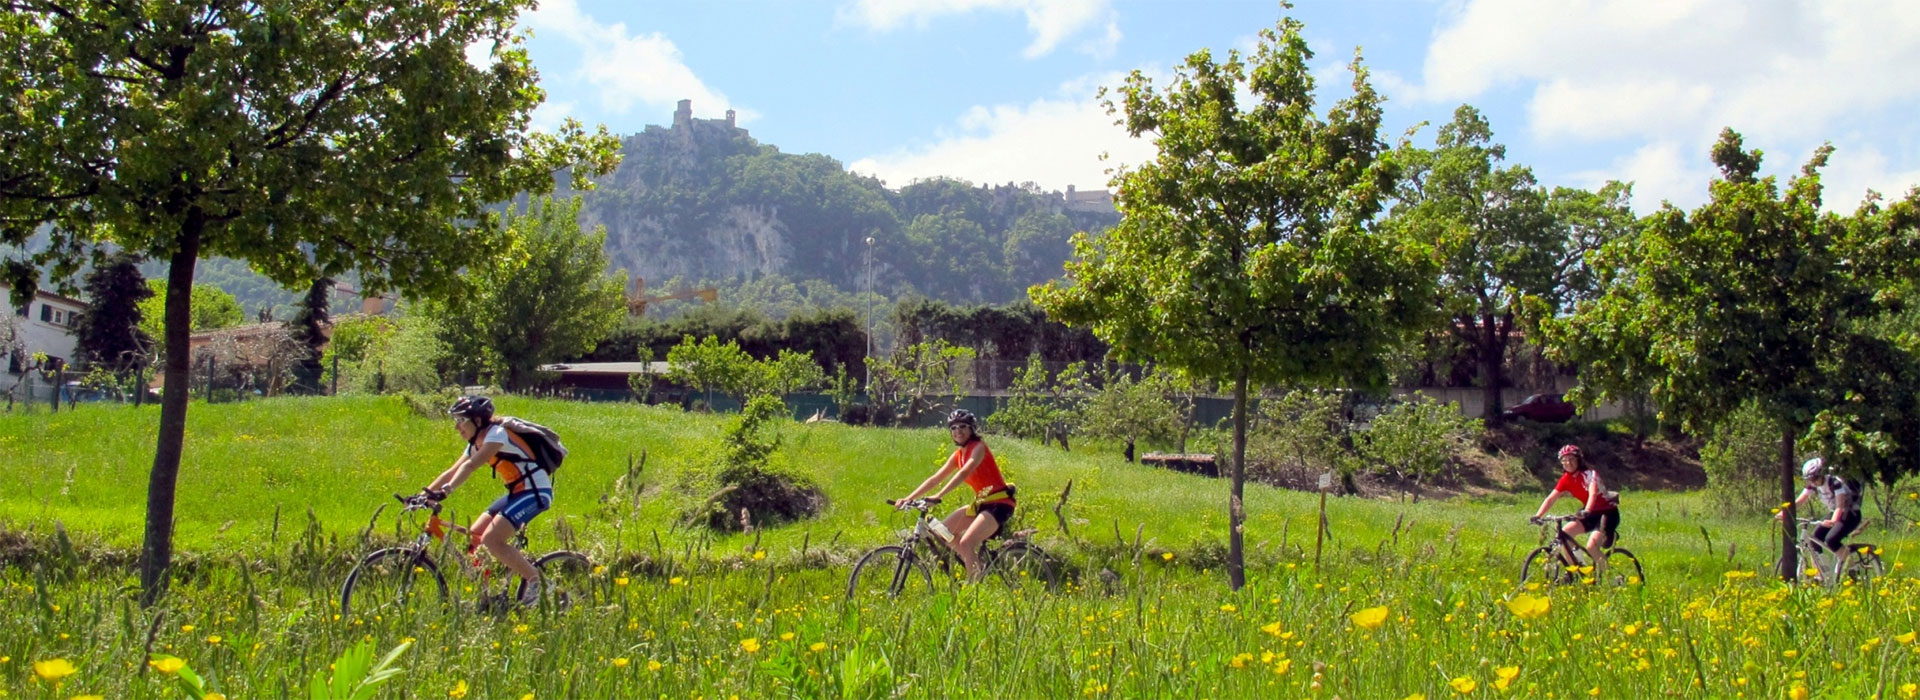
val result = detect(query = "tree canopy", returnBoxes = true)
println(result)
[0,0,619,602]
[1540,129,1920,580]
[1034,16,1437,589]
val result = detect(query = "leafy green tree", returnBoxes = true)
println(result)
[1033,17,1436,589]
[1389,106,1627,418]
[137,280,244,342]
[765,349,826,398]
[667,335,758,408]
[1078,367,1177,462]
[993,354,1060,441]
[864,339,976,425]
[1540,130,1917,581]
[0,1,619,602]
[429,197,627,390]
[1355,394,1482,501]
[72,251,154,373]
[286,278,331,394]
[1252,389,1354,491]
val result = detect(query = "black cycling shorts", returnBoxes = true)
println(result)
[1573,509,1620,545]
[974,502,1015,528]
[1812,511,1863,553]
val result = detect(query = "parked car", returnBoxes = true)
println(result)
[1501,393,1576,423]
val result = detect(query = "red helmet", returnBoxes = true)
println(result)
[1557,444,1582,459]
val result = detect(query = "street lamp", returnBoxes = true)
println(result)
[864,236,875,373]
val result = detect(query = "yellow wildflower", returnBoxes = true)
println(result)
[1220,604,1237,613]
[669,576,686,586]
[1505,593,1551,620]
[809,642,827,653]
[753,550,767,561]
[615,577,629,586]
[1449,677,1476,694]
[449,680,468,698]
[1162,552,1174,561]
[611,658,629,667]
[1789,684,1810,700]
[34,658,77,683]
[1896,631,1917,644]
[740,638,762,653]
[149,656,186,674]
[1351,606,1390,630]
[648,660,664,671]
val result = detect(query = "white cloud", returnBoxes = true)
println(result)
[528,100,576,134]
[848,72,1156,190]
[1419,0,1920,144]
[839,0,1116,58]
[1817,143,1920,211]
[523,0,742,120]
[1568,141,1715,212]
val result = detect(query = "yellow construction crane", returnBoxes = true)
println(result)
[627,277,717,316]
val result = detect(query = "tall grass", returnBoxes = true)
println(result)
[2,398,1917,698]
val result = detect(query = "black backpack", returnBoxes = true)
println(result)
[495,416,568,475]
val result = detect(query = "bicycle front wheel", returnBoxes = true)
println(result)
[524,551,595,612]
[848,545,932,600]
[341,548,448,617]
[988,542,1064,592]
[1518,546,1570,589]
[1605,548,1646,586]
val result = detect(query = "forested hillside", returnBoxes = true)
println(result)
[127,106,1118,316]
[564,102,1118,305]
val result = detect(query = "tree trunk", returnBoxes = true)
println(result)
[1228,368,1249,591]
[1776,425,1798,583]
[141,217,202,606]
[1124,437,1135,463]
[1481,312,1505,420]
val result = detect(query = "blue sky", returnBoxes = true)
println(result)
[508,0,1920,213]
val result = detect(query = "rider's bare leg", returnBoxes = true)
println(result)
[1558,521,1588,568]
[475,515,540,582]
[952,511,1002,582]
[1585,528,1608,581]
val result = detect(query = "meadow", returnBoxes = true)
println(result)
[1,396,1917,699]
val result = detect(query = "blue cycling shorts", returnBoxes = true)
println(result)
[486,489,553,530]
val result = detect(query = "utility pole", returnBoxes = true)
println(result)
[864,236,875,381]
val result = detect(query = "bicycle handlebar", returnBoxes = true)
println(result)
[886,497,942,511]
[1531,513,1579,525]
[394,492,443,514]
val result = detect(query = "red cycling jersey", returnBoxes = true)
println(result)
[956,439,1014,505]
[1553,470,1617,512]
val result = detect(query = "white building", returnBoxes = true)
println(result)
[1,283,85,390]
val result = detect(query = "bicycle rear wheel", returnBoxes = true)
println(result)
[988,542,1064,592]
[1605,548,1646,586]
[848,545,932,600]
[522,551,595,612]
[341,548,448,617]
[1518,546,1570,588]
[1844,544,1884,583]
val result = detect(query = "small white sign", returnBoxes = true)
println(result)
[1317,472,1333,491]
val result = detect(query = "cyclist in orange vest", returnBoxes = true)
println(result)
[421,395,551,606]
[895,409,1017,582]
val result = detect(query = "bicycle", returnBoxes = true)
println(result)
[846,497,1064,599]
[341,493,595,616]
[1517,513,1645,588]
[1779,518,1883,586]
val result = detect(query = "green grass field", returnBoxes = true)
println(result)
[2,397,1918,699]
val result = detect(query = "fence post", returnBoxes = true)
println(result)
[331,353,339,395]
[50,368,61,412]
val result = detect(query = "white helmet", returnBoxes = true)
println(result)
[1801,457,1825,479]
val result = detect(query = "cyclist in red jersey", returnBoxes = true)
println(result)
[1530,444,1620,581]
[895,409,1017,582]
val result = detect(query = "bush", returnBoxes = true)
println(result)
[684,395,826,531]
[1701,403,1782,516]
